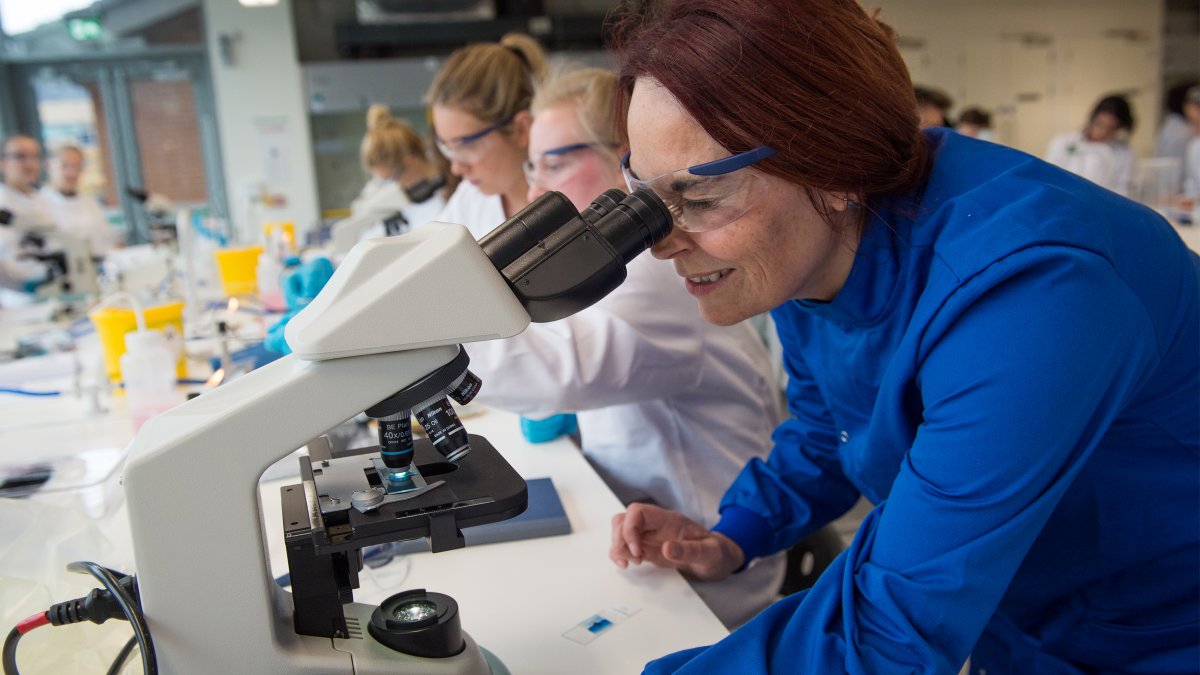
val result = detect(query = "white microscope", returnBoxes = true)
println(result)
[329,181,413,257]
[121,188,670,673]
[0,208,99,298]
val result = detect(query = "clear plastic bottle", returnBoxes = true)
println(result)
[257,251,286,312]
[121,329,184,431]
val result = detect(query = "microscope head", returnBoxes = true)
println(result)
[286,188,671,361]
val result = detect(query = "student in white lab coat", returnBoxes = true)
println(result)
[353,105,449,237]
[1180,86,1200,201]
[0,135,52,302]
[431,57,786,628]
[41,144,119,255]
[1045,94,1136,197]
[428,33,546,224]
[0,135,53,228]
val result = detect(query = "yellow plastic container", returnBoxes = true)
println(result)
[214,245,264,296]
[90,301,186,383]
[264,221,296,253]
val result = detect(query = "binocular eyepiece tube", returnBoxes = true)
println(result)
[478,188,672,323]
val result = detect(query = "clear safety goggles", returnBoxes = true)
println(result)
[522,142,615,189]
[620,145,776,233]
[435,114,514,163]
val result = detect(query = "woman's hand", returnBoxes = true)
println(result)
[609,503,745,582]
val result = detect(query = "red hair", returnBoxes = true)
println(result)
[610,0,930,210]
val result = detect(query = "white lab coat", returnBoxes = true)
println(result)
[0,183,54,227]
[1156,113,1193,162]
[357,188,447,242]
[435,180,506,238]
[1045,130,1135,197]
[0,184,53,304]
[1184,136,1200,199]
[437,181,787,628]
[40,186,118,254]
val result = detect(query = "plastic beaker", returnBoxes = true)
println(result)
[214,245,265,296]
[89,301,186,383]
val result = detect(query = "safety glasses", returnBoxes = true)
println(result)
[620,146,775,232]
[522,142,615,188]
[435,114,514,163]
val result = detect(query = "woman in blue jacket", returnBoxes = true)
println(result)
[607,0,1199,672]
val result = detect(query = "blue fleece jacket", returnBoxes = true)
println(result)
[650,129,1199,674]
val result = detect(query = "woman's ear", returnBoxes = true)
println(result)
[509,110,534,147]
[824,191,862,213]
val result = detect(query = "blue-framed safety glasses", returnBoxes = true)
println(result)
[522,142,616,188]
[621,145,776,232]
[435,114,515,163]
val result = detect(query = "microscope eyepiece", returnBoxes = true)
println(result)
[579,188,625,225]
[480,188,672,323]
[591,188,672,266]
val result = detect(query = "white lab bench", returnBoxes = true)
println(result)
[0,331,729,673]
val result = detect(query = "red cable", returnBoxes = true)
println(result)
[15,612,48,635]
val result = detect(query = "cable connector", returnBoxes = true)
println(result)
[46,574,139,627]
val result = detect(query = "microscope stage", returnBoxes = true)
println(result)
[282,434,528,556]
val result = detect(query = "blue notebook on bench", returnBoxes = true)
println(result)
[391,476,571,554]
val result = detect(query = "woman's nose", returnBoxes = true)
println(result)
[650,226,689,260]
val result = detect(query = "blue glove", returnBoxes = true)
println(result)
[519,414,578,443]
[264,309,300,355]
[264,257,335,355]
[283,257,334,311]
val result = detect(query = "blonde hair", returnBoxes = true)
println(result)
[53,144,85,161]
[360,104,428,174]
[531,65,621,163]
[426,33,548,125]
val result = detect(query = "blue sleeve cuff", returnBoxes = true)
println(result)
[712,505,775,569]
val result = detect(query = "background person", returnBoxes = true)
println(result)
[0,135,53,304]
[428,33,546,229]
[354,104,449,237]
[41,144,119,255]
[1156,79,1200,163]
[955,106,993,141]
[467,64,785,627]
[605,0,1198,672]
[914,85,953,129]
[0,135,53,228]
[1180,86,1200,200]
[1045,93,1136,196]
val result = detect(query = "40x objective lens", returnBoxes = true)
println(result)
[377,410,414,470]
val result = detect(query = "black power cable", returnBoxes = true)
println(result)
[1,561,156,675]
[65,562,156,675]
[106,636,139,675]
[2,628,25,675]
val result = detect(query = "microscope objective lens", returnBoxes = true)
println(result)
[446,369,482,405]
[414,397,471,462]
[377,409,414,470]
